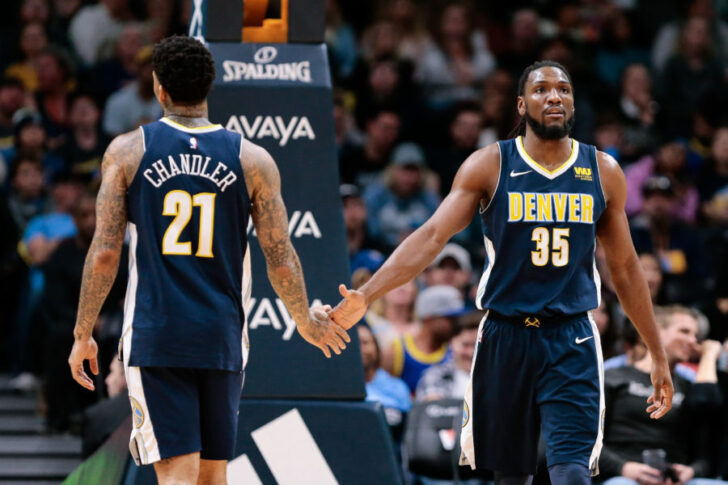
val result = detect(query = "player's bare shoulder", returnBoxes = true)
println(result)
[103,128,145,185]
[453,142,501,203]
[238,137,281,203]
[595,150,627,205]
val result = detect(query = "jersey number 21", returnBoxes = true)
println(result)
[162,190,216,258]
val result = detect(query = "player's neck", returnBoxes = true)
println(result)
[522,131,572,169]
[164,103,209,126]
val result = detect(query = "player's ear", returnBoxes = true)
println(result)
[517,96,525,117]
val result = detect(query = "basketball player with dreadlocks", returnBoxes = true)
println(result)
[329,61,674,485]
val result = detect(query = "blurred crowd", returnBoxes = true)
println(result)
[0,0,727,483]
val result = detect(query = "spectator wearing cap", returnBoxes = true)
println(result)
[364,142,440,252]
[630,175,708,304]
[102,46,163,136]
[625,140,699,224]
[415,309,482,401]
[340,183,385,274]
[424,242,473,297]
[382,285,464,394]
[0,108,65,186]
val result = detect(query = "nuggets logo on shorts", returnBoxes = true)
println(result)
[129,396,145,428]
[462,401,470,428]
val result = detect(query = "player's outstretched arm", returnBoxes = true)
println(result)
[69,131,140,391]
[596,151,673,419]
[241,140,350,358]
[331,144,499,329]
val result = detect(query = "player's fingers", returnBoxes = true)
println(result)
[339,284,349,298]
[647,394,654,404]
[330,333,346,350]
[73,368,95,391]
[328,341,342,355]
[320,304,332,312]
[333,323,351,342]
[89,357,99,375]
[319,344,331,359]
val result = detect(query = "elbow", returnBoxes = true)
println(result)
[92,248,121,272]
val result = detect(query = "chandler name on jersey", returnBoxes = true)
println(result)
[122,117,251,372]
[476,136,606,317]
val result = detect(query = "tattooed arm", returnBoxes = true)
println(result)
[69,130,142,391]
[241,139,349,358]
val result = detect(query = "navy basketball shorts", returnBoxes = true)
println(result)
[123,365,244,465]
[460,311,604,476]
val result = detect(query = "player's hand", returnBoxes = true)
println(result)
[329,284,367,330]
[621,462,665,485]
[297,305,351,358]
[68,336,99,391]
[646,356,673,419]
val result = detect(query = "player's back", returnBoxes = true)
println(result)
[476,136,607,317]
[123,117,250,371]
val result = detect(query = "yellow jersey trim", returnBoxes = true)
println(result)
[516,136,579,179]
[403,334,449,364]
[160,117,223,133]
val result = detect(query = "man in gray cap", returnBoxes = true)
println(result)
[382,285,465,393]
[364,142,440,251]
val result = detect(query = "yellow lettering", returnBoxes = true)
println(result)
[524,193,536,222]
[581,194,594,223]
[553,194,567,222]
[508,193,523,222]
[568,193,581,222]
[537,193,553,222]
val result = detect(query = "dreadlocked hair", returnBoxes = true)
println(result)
[152,35,215,105]
[509,60,573,138]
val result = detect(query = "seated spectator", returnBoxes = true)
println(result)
[599,306,726,484]
[625,143,699,225]
[630,176,709,304]
[429,103,482,198]
[340,183,385,273]
[68,0,132,67]
[383,285,463,394]
[364,142,439,251]
[698,127,728,223]
[415,1,495,109]
[616,64,660,163]
[594,299,621,360]
[423,243,472,298]
[477,69,515,149]
[325,0,359,83]
[366,280,419,350]
[658,16,725,138]
[5,22,48,93]
[6,154,47,234]
[0,77,27,152]
[415,310,481,401]
[34,47,75,148]
[91,23,145,103]
[338,107,400,187]
[102,46,163,137]
[386,0,433,64]
[496,8,543,81]
[595,12,650,90]
[55,93,109,179]
[1,108,65,185]
[639,252,667,305]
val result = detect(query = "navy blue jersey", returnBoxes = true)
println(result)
[475,136,606,317]
[123,118,251,371]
